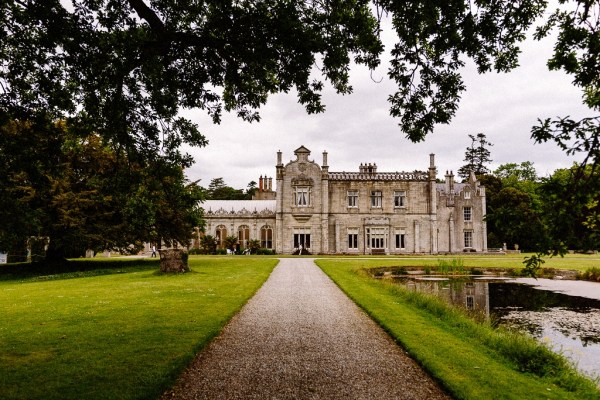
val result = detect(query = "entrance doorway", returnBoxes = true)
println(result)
[366,227,387,250]
[294,233,311,250]
[293,228,311,254]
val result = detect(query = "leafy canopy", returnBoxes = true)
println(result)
[1,0,557,152]
[2,1,595,155]
[0,119,203,259]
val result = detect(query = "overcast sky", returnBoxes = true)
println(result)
[182,14,590,190]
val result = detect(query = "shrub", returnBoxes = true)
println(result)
[0,259,159,281]
[247,239,261,254]
[578,267,600,282]
[188,248,205,255]
[436,258,465,275]
[256,248,275,255]
[391,266,407,275]
[199,235,217,254]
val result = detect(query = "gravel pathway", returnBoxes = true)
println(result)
[162,258,451,399]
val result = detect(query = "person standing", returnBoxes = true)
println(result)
[151,245,157,257]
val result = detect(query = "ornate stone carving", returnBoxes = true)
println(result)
[364,217,390,226]
[292,176,314,186]
[292,214,312,222]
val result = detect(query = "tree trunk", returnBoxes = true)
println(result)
[43,241,68,266]
[158,248,189,273]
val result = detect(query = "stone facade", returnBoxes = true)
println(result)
[201,145,487,254]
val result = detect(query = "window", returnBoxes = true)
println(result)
[463,206,472,221]
[347,190,358,207]
[464,231,473,248]
[394,191,406,207]
[371,191,382,208]
[367,227,386,249]
[260,225,273,249]
[464,191,471,199]
[294,187,310,206]
[215,225,227,249]
[466,296,475,310]
[238,225,250,249]
[348,228,359,249]
[395,230,406,249]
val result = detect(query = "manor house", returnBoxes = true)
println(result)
[201,146,487,254]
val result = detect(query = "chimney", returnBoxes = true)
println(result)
[445,170,455,193]
[268,177,273,191]
[259,175,263,192]
[429,153,436,180]
[277,150,282,166]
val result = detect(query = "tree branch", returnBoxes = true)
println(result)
[127,0,165,33]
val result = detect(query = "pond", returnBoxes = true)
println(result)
[385,274,600,379]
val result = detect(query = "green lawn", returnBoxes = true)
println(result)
[317,259,600,400]
[316,252,600,272]
[0,257,278,400]
[2,254,597,399]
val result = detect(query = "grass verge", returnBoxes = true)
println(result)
[317,259,600,400]
[0,256,277,400]
[316,252,600,272]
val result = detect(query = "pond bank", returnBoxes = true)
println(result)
[317,259,600,399]
[370,266,582,280]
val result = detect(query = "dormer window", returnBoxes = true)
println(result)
[464,191,471,199]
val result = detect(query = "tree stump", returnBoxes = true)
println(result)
[158,249,189,273]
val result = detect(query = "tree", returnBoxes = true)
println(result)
[486,187,548,252]
[0,1,566,151]
[477,174,503,248]
[223,236,238,253]
[206,178,245,200]
[0,119,203,261]
[481,166,546,251]
[538,164,600,252]
[494,162,538,183]
[246,181,258,199]
[2,1,598,256]
[247,239,261,254]
[199,235,217,255]
[493,161,540,200]
[528,2,600,254]
[457,133,493,180]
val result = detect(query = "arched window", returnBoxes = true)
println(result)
[260,225,273,249]
[238,225,250,249]
[215,225,227,249]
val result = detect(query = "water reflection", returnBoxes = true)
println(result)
[391,275,600,379]
[402,277,492,317]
